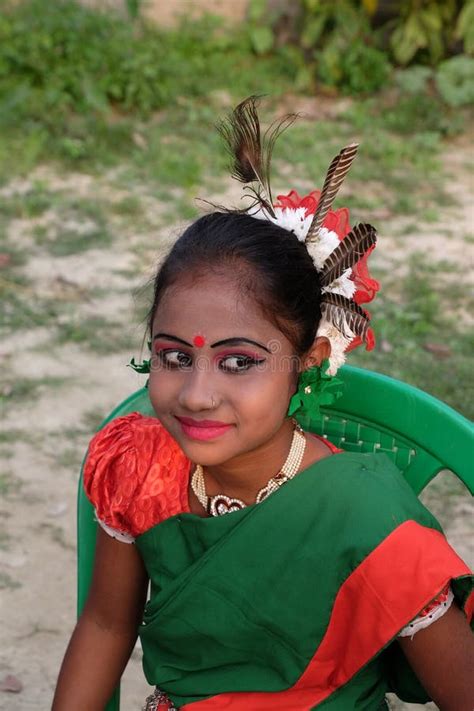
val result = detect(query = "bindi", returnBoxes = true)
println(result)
[193,335,206,348]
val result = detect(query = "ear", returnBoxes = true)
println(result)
[303,336,331,369]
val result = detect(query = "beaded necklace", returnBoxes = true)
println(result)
[191,423,306,516]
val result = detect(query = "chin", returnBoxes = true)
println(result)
[176,438,237,466]
[154,414,232,463]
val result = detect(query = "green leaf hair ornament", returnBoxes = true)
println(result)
[128,340,152,374]
[287,360,343,421]
[128,357,151,374]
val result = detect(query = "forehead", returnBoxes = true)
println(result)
[152,273,280,343]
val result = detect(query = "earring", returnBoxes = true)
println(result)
[287,359,343,422]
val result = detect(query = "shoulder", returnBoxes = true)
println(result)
[83,413,191,540]
[328,451,426,504]
[307,451,441,538]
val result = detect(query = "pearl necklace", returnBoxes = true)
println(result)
[191,423,307,516]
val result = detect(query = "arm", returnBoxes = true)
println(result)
[52,528,148,711]
[398,602,474,711]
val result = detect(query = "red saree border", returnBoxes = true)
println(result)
[182,520,472,710]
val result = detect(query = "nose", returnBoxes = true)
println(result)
[177,357,217,413]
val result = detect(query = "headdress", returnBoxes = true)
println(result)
[216,96,379,375]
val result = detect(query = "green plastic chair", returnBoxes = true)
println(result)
[77,365,473,711]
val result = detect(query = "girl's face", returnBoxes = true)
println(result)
[149,271,299,466]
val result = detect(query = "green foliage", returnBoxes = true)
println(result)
[391,60,473,131]
[124,0,143,21]
[394,66,433,94]
[456,0,474,54]
[247,0,470,94]
[0,0,293,113]
[0,0,295,174]
[248,0,274,54]
[390,0,458,65]
[382,93,451,135]
[250,25,274,55]
[249,0,384,92]
[336,43,390,94]
[0,0,470,186]
[435,56,474,107]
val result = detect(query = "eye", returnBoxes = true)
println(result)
[157,349,192,369]
[219,355,264,373]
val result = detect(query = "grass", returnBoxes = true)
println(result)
[0,572,21,590]
[2,283,70,332]
[0,2,295,182]
[1,273,38,328]
[1,128,471,417]
[44,408,108,441]
[0,376,69,408]
[0,532,11,552]
[31,196,112,256]
[0,471,23,497]
[111,99,451,217]
[0,429,25,444]
[420,471,472,528]
[0,182,55,218]
[34,224,111,257]
[81,407,108,433]
[0,193,118,337]
[55,314,135,354]
[351,255,473,419]
[37,522,75,551]
[111,195,143,217]
[55,446,85,471]
[0,5,472,420]
[0,186,131,258]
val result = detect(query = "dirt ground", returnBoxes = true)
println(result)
[0,139,473,710]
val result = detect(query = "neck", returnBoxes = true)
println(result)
[202,418,296,503]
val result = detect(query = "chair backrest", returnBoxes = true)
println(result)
[77,365,473,711]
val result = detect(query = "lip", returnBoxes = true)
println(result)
[177,416,229,427]
[175,416,233,441]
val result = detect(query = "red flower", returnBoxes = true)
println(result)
[275,190,379,351]
[276,190,351,239]
[346,326,376,353]
[351,245,380,306]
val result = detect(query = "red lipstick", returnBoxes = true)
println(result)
[175,416,233,441]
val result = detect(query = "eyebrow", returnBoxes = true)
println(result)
[211,337,271,353]
[153,333,192,347]
[153,333,271,353]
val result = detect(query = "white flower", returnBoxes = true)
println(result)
[249,206,313,242]
[316,318,354,375]
[322,268,356,299]
[249,208,345,274]
[305,227,340,269]
[248,206,358,374]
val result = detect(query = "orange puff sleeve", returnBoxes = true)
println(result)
[83,412,192,541]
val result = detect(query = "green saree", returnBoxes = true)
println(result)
[136,452,473,710]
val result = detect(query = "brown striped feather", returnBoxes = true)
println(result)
[306,143,359,243]
[320,293,370,341]
[319,223,377,287]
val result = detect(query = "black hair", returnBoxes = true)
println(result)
[148,212,322,356]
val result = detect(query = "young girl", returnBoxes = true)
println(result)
[53,98,473,711]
